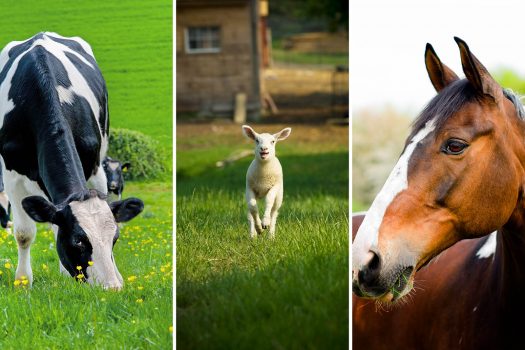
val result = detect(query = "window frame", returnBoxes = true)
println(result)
[184,26,221,54]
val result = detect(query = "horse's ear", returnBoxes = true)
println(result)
[455,37,503,103]
[425,43,459,92]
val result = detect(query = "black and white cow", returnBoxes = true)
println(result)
[102,156,130,200]
[0,32,144,289]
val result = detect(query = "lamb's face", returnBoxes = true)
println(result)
[254,133,277,161]
[242,125,292,162]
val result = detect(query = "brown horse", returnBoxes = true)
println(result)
[352,37,525,349]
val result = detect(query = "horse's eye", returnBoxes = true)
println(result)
[443,139,468,155]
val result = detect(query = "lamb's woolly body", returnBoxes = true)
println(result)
[246,158,283,199]
[242,125,291,239]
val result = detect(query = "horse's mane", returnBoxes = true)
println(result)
[409,79,525,139]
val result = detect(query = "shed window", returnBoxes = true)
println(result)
[185,26,221,53]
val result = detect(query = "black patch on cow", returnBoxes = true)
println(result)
[56,204,94,280]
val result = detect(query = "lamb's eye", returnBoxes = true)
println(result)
[255,139,259,144]
[271,140,275,144]
[442,139,468,155]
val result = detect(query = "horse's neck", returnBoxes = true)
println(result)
[494,226,525,301]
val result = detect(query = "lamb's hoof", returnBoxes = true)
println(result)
[262,218,271,229]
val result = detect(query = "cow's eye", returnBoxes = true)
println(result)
[74,239,85,249]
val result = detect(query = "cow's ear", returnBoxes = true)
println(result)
[121,162,131,172]
[22,196,58,223]
[110,198,144,223]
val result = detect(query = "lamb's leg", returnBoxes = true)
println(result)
[262,186,280,230]
[246,188,263,237]
[269,188,283,239]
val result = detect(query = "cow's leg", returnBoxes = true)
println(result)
[87,165,108,195]
[5,179,38,285]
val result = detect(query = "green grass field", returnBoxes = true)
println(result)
[176,123,349,349]
[0,1,172,349]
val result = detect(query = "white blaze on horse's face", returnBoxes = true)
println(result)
[69,197,122,289]
[353,118,437,274]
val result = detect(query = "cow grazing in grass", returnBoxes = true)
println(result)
[0,32,144,289]
[102,156,130,200]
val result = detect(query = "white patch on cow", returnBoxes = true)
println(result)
[0,191,8,211]
[69,197,121,289]
[352,119,436,269]
[476,231,497,259]
[56,85,74,105]
[87,165,108,195]
[44,32,95,58]
[108,162,119,171]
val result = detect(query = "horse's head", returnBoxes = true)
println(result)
[352,37,525,302]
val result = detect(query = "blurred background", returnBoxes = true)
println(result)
[176,1,349,348]
[352,0,525,211]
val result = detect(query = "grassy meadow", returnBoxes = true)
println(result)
[177,123,349,349]
[0,1,172,349]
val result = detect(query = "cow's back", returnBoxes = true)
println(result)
[0,32,108,190]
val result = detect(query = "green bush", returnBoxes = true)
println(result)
[108,128,165,180]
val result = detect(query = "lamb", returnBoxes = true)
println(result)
[242,125,292,238]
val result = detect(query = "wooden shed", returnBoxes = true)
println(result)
[176,0,267,119]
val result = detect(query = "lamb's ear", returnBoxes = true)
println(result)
[242,125,258,140]
[425,43,459,92]
[455,37,503,103]
[22,196,58,223]
[274,127,291,141]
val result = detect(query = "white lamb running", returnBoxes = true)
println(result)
[242,125,292,238]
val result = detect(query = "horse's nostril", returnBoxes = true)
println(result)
[368,251,380,271]
[358,251,382,286]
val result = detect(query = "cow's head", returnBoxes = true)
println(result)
[102,157,130,197]
[21,189,143,290]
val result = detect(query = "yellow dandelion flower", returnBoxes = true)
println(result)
[22,279,29,285]
[127,275,137,282]
[136,298,143,303]
[13,280,21,286]
[42,264,48,270]
[169,326,173,333]
[4,263,11,269]
[76,273,85,279]
[160,267,166,273]
[20,275,27,280]
[76,265,82,271]
[137,286,144,290]
[88,261,94,266]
